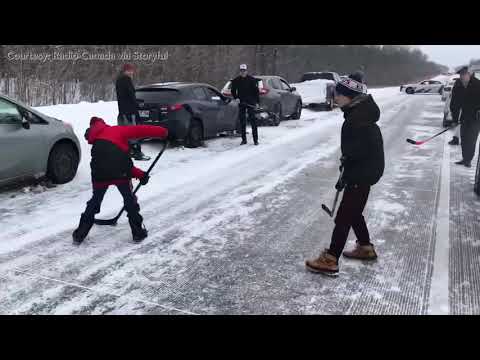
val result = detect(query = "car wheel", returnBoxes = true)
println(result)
[47,143,79,184]
[271,103,283,126]
[291,101,302,120]
[185,119,204,148]
[406,87,414,95]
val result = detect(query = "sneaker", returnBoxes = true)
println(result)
[305,250,339,275]
[240,140,247,145]
[254,141,259,146]
[342,243,378,260]
[455,159,465,165]
[448,136,459,145]
[465,161,471,168]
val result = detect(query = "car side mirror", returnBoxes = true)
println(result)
[290,87,296,92]
[223,97,232,104]
[22,118,30,130]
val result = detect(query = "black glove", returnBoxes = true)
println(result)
[139,174,150,186]
[335,176,346,191]
[84,127,90,141]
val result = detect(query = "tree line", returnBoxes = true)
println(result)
[0,45,448,107]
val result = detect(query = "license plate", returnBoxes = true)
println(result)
[139,110,150,118]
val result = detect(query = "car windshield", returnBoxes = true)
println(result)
[136,89,180,103]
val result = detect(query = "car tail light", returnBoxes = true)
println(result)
[169,104,183,111]
[259,88,269,95]
[222,90,231,96]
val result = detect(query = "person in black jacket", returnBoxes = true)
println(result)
[306,73,384,275]
[231,64,260,145]
[115,63,149,161]
[449,66,480,167]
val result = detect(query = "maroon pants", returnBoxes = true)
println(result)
[328,184,371,259]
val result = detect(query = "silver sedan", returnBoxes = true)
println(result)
[0,94,81,188]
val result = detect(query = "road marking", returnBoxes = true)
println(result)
[11,267,198,315]
[428,136,450,314]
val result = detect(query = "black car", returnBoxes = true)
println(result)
[135,82,239,148]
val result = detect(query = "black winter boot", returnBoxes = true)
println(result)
[448,136,459,145]
[129,216,148,243]
[72,215,94,245]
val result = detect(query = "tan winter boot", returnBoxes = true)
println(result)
[305,250,339,275]
[342,243,377,260]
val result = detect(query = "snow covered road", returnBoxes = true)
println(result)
[1,86,480,314]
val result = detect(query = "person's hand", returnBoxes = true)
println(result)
[139,173,150,186]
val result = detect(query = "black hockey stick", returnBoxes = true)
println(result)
[321,168,344,218]
[93,140,168,226]
[406,123,458,146]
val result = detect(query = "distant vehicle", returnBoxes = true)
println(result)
[135,82,239,148]
[222,76,302,126]
[400,79,444,94]
[296,72,340,111]
[441,77,458,101]
[443,67,480,127]
[0,94,81,188]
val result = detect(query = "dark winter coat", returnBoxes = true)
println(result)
[230,75,260,105]
[115,73,138,115]
[450,76,480,126]
[340,94,384,186]
[86,118,168,187]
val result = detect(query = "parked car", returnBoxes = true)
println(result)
[441,77,458,101]
[300,72,341,84]
[400,79,444,94]
[0,94,81,188]
[221,76,302,126]
[443,67,480,127]
[135,82,239,148]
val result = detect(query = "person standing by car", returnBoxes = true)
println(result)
[72,117,168,245]
[115,63,149,161]
[450,66,480,167]
[231,64,260,146]
[305,73,384,275]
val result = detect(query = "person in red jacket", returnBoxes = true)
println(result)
[72,117,168,245]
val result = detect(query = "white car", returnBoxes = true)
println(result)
[400,79,444,94]
[441,77,459,101]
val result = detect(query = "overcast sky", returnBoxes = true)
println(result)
[417,45,480,69]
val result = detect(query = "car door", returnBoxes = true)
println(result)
[279,79,296,115]
[191,86,219,138]
[270,77,289,114]
[0,98,46,183]
[204,86,237,132]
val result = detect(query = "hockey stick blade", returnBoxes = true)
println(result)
[93,217,119,226]
[321,204,333,217]
[406,138,417,145]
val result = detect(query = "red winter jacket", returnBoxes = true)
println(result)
[86,117,168,188]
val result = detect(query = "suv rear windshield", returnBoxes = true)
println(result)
[136,88,180,103]
[302,73,335,81]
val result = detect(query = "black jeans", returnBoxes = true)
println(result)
[118,113,141,152]
[328,184,371,259]
[239,105,258,143]
[80,182,144,235]
[460,120,480,163]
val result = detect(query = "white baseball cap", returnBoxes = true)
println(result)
[239,64,247,70]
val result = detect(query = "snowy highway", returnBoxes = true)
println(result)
[1,83,480,314]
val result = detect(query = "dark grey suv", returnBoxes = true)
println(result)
[222,76,302,126]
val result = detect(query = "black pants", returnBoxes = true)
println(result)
[328,184,371,259]
[118,113,141,152]
[460,120,480,163]
[239,105,258,143]
[79,182,144,236]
